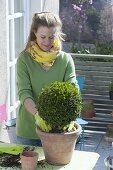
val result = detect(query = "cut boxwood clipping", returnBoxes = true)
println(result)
[36,81,82,133]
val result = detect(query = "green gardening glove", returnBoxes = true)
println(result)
[34,113,52,132]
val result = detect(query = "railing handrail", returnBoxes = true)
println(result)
[70,53,113,59]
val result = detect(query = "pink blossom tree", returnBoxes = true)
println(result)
[60,0,93,50]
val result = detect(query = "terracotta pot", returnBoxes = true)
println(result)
[82,100,95,118]
[20,151,38,170]
[36,123,81,165]
[82,111,95,118]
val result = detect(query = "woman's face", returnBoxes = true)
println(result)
[35,26,57,52]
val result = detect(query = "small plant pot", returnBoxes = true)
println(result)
[82,100,95,118]
[82,111,95,118]
[109,91,113,100]
[20,151,38,170]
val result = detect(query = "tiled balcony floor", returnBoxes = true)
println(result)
[0,122,113,170]
[76,131,113,170]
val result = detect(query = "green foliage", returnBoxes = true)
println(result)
[71,46,91,54]
[71,42,113,62]
[82,100,95,112]
[37,81,82,132]
[71,42,113,56]
[87,13,100,32]
[96,42,113,55]
[109,80,113,92]
[72,0,90,6]
[86,6,100,33]
[106,126,113,137]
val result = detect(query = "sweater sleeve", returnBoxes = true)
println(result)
[63,53,77,85]
[16,53,34,104]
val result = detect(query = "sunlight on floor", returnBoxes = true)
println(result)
[0,122,17,144]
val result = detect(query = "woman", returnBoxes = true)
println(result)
[16,12,77,146]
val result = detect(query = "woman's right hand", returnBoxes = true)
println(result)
[35,113,52,132]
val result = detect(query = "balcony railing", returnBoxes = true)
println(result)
[71,53,113,132]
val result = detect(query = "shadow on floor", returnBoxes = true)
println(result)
[0,122,18,144]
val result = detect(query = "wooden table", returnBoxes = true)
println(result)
[0,144,99,170]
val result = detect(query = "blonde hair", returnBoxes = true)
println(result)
[25,12,64,50]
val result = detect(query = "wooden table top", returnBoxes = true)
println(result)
[0,143,100,170]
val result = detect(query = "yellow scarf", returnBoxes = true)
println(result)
[27,40,60,64]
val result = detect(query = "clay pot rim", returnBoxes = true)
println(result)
[20,151,39,158]
[36,123,82,136]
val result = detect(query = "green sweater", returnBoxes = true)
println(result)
[16,51,76,139]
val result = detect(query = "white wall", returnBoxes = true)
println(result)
[41,0,59,14]
[0,0,60,109]
[0,0,7,104]
[30,0,59,23]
